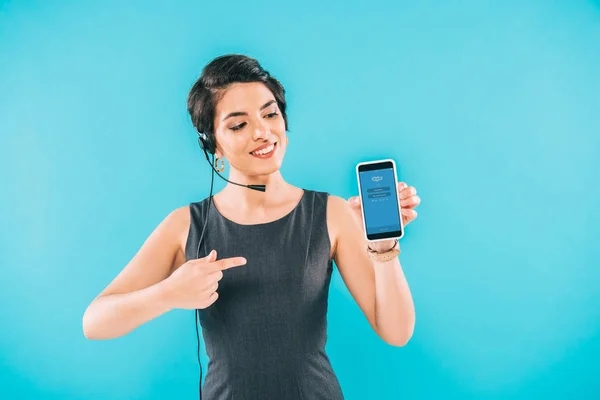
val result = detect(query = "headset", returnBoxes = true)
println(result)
[195,130,266,399]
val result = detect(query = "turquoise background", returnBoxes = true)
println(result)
[1,0,599,398]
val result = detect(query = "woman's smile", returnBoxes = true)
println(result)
[249,142,277,158]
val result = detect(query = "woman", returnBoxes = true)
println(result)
[82,54,420,399]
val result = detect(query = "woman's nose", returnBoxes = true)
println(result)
[253,122,269,140]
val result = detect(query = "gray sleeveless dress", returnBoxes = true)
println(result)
[185,189,345,400]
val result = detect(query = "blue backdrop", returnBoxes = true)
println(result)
[1,0,599,398]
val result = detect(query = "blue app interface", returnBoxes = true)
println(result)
[359,168,401,235]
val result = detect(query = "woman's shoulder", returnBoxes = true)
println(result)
[304,188,345,205]
[165,205,191,266]
[302,187,348,222]
[302,187,333,200]
[299,187,349,212]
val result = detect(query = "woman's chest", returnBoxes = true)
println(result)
[208,232,333,314]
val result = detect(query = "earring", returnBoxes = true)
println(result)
[214,156,225,172]
[286,137,289,145]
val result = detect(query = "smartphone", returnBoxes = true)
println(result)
[356,158,404,242]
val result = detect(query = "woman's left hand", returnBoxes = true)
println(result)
[347,182,420,252]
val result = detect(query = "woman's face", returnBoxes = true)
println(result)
[213,82,287,177]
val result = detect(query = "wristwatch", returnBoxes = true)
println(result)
[367,239,401,262]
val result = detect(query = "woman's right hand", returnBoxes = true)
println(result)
[161,249,247,310]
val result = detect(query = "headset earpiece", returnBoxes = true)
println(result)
[197,132,215,155]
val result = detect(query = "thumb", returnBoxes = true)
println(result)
[348,197,360,207]
[204,249,217,262]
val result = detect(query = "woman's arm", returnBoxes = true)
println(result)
[82,206,189,340]
[327,195,415,347]
[82,279,174,340]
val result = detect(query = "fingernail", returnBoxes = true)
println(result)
[352,198,359,205]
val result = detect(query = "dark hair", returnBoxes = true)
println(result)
[187,54,288,152]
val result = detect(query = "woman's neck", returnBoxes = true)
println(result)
[217,169,294,211]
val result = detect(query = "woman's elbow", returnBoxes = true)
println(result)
[385,322,415,347]
[82,305,105,340]
[82,309,97,340]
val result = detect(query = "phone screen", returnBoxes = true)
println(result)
[357,161,403,240]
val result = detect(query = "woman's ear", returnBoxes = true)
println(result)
[215,146,225,160]
[214,139,223,159]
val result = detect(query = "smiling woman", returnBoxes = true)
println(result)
[182,55,349,399]
[82,53,417,400]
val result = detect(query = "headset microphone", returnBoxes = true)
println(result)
[198,132,266,192]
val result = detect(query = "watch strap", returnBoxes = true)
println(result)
[367,239,400,262]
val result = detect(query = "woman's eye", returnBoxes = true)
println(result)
[231,123,246,131]
[230,113,277,131]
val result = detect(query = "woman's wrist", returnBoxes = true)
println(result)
[367,239,398,253]
[367,239,401,262]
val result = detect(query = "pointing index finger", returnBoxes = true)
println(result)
[209,256,248,271]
